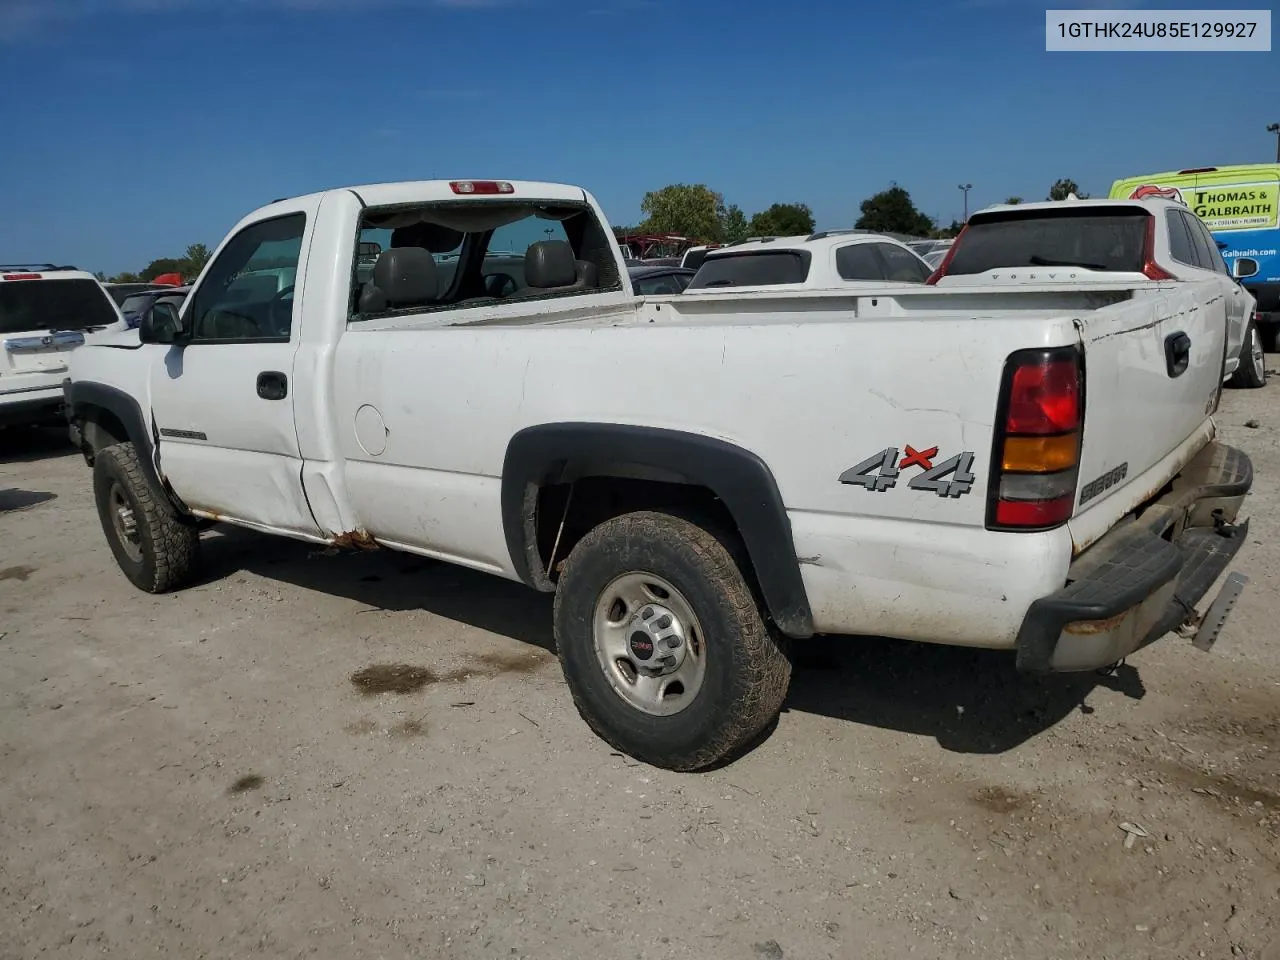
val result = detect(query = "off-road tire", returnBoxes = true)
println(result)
[93,441,198,593]
[1229,319,1267,389]
[553,511,792,771]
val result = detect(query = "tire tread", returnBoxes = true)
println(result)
[94,442,198,593]
[554,510,791,771]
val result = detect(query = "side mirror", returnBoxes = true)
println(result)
[140,301,185,344]
[1233,257,1259,279]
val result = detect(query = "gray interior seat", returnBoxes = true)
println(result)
[504,241,598,300]
[358,247,440,314]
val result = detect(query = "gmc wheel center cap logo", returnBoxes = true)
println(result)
[628,631,655,661]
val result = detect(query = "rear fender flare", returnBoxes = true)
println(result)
[500,422,814,639]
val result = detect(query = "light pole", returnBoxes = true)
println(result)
[1268,123,1280,163]
[958,183,973,223]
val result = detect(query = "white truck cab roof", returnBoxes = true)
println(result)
[683,231,934,294]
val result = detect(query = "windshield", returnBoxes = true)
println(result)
[120,293,154,316]
[0,278,118,334]
[946,208,1150,275]
[687,251,810,289]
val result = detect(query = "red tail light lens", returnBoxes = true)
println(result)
[994,496,1074,528]
[987,347,1084,532]
[1006,358,1081,434]
[1,273,42,280]
[1141,215,1175,280]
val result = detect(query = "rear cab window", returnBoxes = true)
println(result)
[687,251,811,289]
[0,276,119,335]
[945,207,1150,275]
[348,198,621,320]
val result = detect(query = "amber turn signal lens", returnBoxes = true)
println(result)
[1002,433,1079,473]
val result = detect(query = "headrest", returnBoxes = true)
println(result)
[524,241,577,288]
[372,247,438,306]
[575,260,598,288]
[390,222,464,254]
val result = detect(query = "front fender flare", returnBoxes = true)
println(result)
[64,380,171,505]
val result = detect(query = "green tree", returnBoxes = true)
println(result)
[747,202,815,237]
[1047,179,1089,201]
[930,220,965,239]
[639,184,726,242]
[93,271,107,281]
[854,184,934,236]
[110,271,142,283]
[1004,196,1024,205]
[720,204,750,244]
[183,243,211,278]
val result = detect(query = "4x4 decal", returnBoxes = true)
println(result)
[840,445,977,498]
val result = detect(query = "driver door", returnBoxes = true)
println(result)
[147,200,322,538]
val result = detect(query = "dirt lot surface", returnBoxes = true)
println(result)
[2,388,1278,960]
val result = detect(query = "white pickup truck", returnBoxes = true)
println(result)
[64,179,1254,771]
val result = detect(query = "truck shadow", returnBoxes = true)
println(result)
[1,488,57,512]
[783,636,1145,754]
[0,426,75,464]
[195,526,557,652]
[195,526,1145,756]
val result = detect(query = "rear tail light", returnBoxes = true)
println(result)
[987,346,1084,531]
[449,180,514,195]
[1,273,42,280]
[925,227,967,284]
[1141,216,1175,280]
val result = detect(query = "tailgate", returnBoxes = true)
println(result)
[1,329,86,386]
[1069,280,1227,549]
[0,273,123,393]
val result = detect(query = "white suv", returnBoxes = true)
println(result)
[1,265,127,428]
[684,230,934,294]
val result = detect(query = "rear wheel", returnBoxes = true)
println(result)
[93,442,199,592]
[1229,319,1267,389]
[553,511,791,771]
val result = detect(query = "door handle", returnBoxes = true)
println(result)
[1164,332,1191,378]
[256,370,288,400]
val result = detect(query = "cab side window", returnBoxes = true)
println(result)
[876,243,932,283]
[835,243,884,280]
[1166,210,1196,266]
[188,214,306,343]
[1185,213,1230,275]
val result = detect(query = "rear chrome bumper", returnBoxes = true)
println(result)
[1016,441,1252,673]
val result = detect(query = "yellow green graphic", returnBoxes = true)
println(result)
[1111,165,1280,233]
[1184,182,1278,232]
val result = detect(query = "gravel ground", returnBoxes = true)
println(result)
[2,386,1278,960]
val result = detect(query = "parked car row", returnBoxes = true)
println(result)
[59,177,1255,772]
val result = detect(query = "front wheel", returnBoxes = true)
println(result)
[93,442,199,592]
[553,511,791,771]
[1228,319,1267,389]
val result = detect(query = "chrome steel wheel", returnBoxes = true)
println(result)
[591,572,707,716]
[1250,324,1265,382]
[108,481,143,563]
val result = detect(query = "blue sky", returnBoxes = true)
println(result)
[0,0,1276,274]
